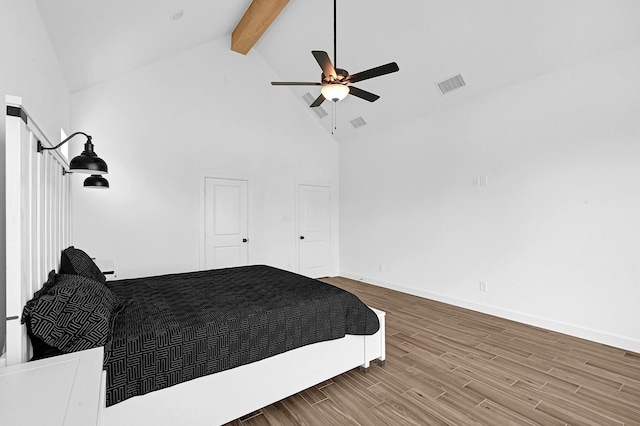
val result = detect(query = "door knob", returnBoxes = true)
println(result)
[242,238,248,243]
[299,236,305,240]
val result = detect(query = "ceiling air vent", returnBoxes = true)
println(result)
[437,74,466,94]
[302,93,328,118]
[350,116,367,129]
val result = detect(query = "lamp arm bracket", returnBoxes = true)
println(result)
[37,131,92,153]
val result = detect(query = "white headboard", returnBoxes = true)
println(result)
[5,95,72,365]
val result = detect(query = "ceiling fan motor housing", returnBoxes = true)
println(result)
[322,68,349,84]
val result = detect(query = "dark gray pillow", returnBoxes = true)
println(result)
[31,269,57,299]
[22,274,122,353]
[21,270,57,329]
[60,246,106,284]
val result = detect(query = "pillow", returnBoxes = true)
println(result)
[20,270,62,359]
[60,246,106,284]
[24,323,65,360]
[21,270,57,334]
[22,274,122,354]
[27,269,57,304]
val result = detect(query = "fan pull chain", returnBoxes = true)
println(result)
[331,102,337,134]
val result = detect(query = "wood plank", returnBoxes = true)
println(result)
[585,354,640,382]
[576,385,640,424]
[555,353,640,388]
[405,365,484,407]
[308,398,361,425]
[512,381,624,426]
[367,383,450,425]
[490,356,552,388]
[410,390,485,426]
[534,401,608,426]
[436,391,528,426]
[549,356,624,393]
[238,412,270,425]
[621,382,640,400]
[231,0,289,55]
[476,400,540,426]
[277,393,337,426]
[299,386,328,405]
[259,401,300,426]
[322,372,384,410]
[464,381,566,425]
[441,353,519,389]
[369,401,430,426]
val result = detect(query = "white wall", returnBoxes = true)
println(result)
[70,37,339,280]
[0,0,70,354]
[340,46,640,352]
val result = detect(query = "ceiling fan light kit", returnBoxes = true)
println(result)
[321,84,349,102]
[271,0,399,108]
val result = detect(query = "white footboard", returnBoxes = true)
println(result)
[102,309,385,426]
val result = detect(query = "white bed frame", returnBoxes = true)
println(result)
[4,96,386,425]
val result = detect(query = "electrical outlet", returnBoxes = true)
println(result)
[379,263,384,272]
[479,281,487,292]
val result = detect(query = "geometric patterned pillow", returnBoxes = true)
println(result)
[31,269,58,300]
[59,246,106,284]
[21,274,121,353]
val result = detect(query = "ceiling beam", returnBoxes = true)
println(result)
[231,0,289,55]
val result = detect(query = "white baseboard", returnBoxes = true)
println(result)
[341,272,640,353]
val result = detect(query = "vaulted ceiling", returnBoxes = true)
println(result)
[34,0,640,143]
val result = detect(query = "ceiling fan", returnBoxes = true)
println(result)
[271,0,399,108]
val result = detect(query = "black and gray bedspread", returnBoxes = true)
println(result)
[104,265,379,406]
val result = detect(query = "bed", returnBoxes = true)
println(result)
[4,96,386,425]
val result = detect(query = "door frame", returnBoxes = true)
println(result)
[295,180,337,277]
[199,175,252,270]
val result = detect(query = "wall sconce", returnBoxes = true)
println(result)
[37,132,110,189]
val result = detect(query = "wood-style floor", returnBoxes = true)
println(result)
[225,277,640,425]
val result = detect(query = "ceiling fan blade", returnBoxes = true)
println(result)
[348,86,380,102]
[312,51,337,80]
[310,93,326,107]
[346,62,399,84]
[271,82,323,86]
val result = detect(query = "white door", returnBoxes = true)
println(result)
[205,178,248,269]
[297,184,331,278]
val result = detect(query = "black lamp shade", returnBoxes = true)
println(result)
[70,155,108,174]
[84,174,109,189]
[70,140,108,174]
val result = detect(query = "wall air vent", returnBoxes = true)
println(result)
[437,74,466,94]
[302,92,328,118]
[350,116,367,128]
